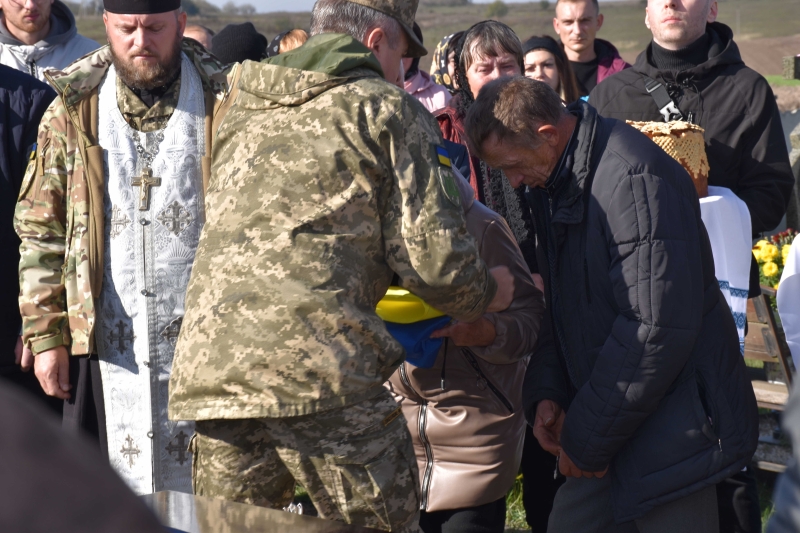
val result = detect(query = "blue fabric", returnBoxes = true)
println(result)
[443,139,471,180]
[385,316,452,368]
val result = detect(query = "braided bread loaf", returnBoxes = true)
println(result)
[626,121,710,198]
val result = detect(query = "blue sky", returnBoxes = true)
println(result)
[208,0,539,13]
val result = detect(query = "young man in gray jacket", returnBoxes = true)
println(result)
[0,0,97,80]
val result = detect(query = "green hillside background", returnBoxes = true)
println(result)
[69,0,800,76]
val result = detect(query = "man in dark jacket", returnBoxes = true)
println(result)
[590,4,794,528]
[0,64,57,410]
[465,76,758,531]
[590,17,794,300]
[553,0,630,96]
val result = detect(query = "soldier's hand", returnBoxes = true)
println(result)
[16,336,34,372]
[486,266,514,313]
[34,346,71,399]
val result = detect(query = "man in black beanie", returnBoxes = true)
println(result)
[590,0,795,530]
[212,22,267,64]
[15,0,234,495]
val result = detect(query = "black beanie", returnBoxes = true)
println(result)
[211,23,268,64]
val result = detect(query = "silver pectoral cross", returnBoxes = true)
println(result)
[131,168,161,211]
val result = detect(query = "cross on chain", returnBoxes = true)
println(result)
[121,434,141,468]
[109,320,134,352]
[131,168,161,211]
[165,430,190,465]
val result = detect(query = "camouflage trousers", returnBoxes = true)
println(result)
[191,390,421,532]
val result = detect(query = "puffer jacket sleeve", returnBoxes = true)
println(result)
[560,169,705,472]
[469,216,543,365]
[14,101,71,354]
[380,97,497,323]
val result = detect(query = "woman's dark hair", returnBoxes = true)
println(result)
[453,21,524,118]
[522,34,581,103]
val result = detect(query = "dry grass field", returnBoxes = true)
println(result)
[76,0,800,76]
[75,0,800,111]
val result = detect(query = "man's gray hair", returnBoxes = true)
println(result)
[310,0,402,48]
[464,76,566,159]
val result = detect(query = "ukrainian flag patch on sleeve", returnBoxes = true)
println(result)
[435,144,452,168]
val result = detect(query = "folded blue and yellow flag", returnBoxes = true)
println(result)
[377,287,450,368]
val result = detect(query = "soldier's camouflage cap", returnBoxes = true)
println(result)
[345,0,428,58]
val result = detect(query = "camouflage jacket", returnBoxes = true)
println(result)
[15,39,235,356]
[169,34,498,420]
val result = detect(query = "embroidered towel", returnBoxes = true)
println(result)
[778,238,800,368]
[699,186,752,354]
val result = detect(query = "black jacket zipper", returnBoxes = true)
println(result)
[696,371,722,452]
[462,348,514,414]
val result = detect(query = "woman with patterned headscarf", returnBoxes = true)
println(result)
[429,31,463,94]
[435,21,537,274]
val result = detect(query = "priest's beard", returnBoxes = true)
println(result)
[111,31,183,91]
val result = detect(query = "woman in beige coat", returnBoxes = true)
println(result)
[385,174,544,533]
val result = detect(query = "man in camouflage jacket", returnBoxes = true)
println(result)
[15,2,233,491]
[168,0,514,530]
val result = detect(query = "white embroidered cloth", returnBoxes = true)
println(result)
[778,238,800,368]
[95,54,205,494]
[699,186,752,354]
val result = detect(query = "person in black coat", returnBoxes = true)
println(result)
[0,64,59,410]
[464,76,758,532]
[590,7,793,529]
[589,20,794,300]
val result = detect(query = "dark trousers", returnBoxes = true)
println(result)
[521,428,565,532]
[716,466,761,532]
[62,354,108,458]
[419,497,506,533]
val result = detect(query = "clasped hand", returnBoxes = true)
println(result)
[534,399,608,479]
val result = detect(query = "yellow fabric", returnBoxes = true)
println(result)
[376,286,445,324]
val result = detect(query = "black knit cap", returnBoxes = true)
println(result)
[211,22,268,64]
[103,0,180,14]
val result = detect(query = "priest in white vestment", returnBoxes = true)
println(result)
[15,0,234,494]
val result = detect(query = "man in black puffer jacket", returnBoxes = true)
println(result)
[465,77,758,532]
[590,7,793,529]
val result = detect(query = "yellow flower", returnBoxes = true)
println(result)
[755,239,769,249]
[761,244,780,262]
[774,282,780,290]
[783,244,791,264]
[763,261,779,277]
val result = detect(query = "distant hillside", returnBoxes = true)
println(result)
[72,0,800,76]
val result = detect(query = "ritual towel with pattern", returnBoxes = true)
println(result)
[699,186,752,354]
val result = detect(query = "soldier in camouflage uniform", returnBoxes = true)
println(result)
[15,0,235,493]
[168,0,515,531]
